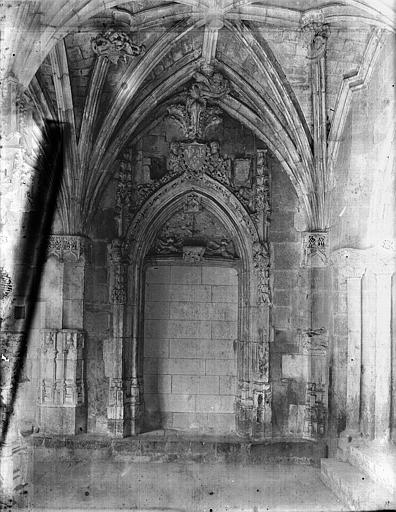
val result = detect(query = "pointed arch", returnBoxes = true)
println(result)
[122,173,264,435]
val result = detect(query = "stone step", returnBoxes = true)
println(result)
[346,441,396,494]
[28,433,326,465]
[320,458,396,511]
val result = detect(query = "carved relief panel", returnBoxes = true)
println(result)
[39,329,85,408]
[38,329,86,434]
[149,196,238,262]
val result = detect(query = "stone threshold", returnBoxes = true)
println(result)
[27,431,327,466]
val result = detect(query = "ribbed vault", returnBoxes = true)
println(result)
[2,0,391,234]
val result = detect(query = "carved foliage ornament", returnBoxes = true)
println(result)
[115,158,133,218]
[108,239,130,304]
[127,170,259,259]
[167,70,229,139]
[120,144,269,241]
[301,231,329,268]
[47,235,90,263]
[151,202,237,260]
[92,31,145,64]
[253,241,271,305]
[302,21,330,60]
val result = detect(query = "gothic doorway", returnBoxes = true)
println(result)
[114,163,272,438]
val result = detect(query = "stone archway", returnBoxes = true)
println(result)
[106,151,273,438]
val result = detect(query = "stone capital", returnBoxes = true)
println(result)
[331,244,396,279]
[330,248,367,279]
[47,235,90,263]
[301,12,329,59]
[301,231,329,268]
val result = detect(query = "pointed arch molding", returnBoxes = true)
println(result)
[125,174,259,260]
[109,174,272,438]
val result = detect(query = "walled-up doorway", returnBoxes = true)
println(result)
[143,263,238,434]
[116,165,272,438]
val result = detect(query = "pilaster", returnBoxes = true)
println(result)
[331,245,395,442]
[38,329,85,434]
[36,235,90,434]
[107,238,143,436]
[236,149,272,439]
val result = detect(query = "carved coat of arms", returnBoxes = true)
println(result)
[182,142,207,172]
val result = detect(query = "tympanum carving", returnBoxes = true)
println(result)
[150,206,237,260]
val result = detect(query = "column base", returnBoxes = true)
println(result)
[235,401,272,439]
[107,419,124,437]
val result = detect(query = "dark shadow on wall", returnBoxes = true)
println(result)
[0,120,64,446]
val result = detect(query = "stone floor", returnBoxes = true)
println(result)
[29,460,347,511]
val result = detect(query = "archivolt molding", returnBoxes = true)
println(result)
[117,164,272,436]
[125,173,259,264]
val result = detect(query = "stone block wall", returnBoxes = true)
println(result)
[269,163,312,437]
[84,238,113,433]
[143,264,238,433]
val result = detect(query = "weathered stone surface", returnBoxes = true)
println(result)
[143,264,238,433]
[3,7,395,505]
[282,354,309,381]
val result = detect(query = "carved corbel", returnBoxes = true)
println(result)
[301,231,329,268]
[301,10,330,60]
[91,31,145,64]
[47,235,91,264]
